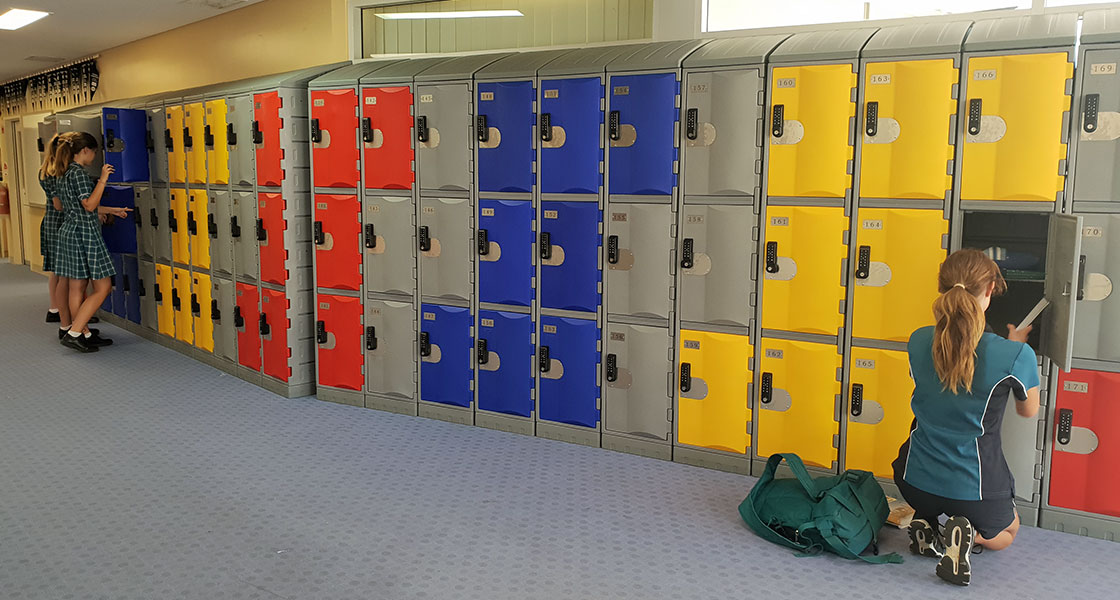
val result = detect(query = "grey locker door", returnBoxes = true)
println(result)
[210,190,234,276]
[37,121,57,159]
[1073,49,1120,205]
[606,203,674,320]
[227,96,255,188]
[683,69,764,197]
[416,84,471,192]
[365,195,415,296]
[420,196,472,302]
[212,277,237,362]
[148,108,168,183]
[233,191,259,281]
[680,204,755,327]
[603,323,672,440]
[366,299,417,399]
[152,187,173,263]
[1001,368,1043,506]
[134,185,153,259]
[139,260,157,330]
[1073,214,1120,362]
[1043,214,1083,372]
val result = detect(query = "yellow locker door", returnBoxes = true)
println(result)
[761,205,848,336]
[851,208,947,343]
[172,267,194,344]
[961,53,1072,202]
[185,102,207,185]
[205,99,230,185]
[678,330,753,455]
[755,338,842,469]
[859,59,957,199]
[166,105,188,184]
[189,190,210,270]
[171,189,190,265]
[192,271,214,352]
[156,264,175,336]
[767,64,857,198]
[846,347,913,479]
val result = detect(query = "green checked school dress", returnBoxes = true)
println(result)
[54,162,115,281]
[38,175,63,272]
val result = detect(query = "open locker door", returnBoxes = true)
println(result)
[1043,214,1083,372]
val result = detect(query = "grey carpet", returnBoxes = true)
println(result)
[0,261,1116,600]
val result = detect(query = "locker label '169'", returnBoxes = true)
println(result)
[1064,381,1089,393]
[683,340,700,350]
[765,349,784,359]
[423,312,435,320]
[543,324,558,334]
[973,69,997,81]
[855,359,876,369]
[1091,63,1117,75]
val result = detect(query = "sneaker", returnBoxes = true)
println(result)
[86,331,113,347]
[908,519,944,558]
[46,311,61,323]
[60,333,99,353]
[937,516,975,586]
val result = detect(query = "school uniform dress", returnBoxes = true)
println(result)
[53,162,115,281]
[892,326,1040,539]
[38,176,63,272]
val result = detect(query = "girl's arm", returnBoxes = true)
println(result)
[1016,387,1040,419]
[80,164,115,212]
[52,196,62,211]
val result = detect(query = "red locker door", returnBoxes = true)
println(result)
[311,89,359,188]
[317,294,364,390]
[314,194,362,291]
[363,86,415,190]
[254,91,284,187]
[1049,369,1120,518]
[235,283,261,371]
[258,192,287,286]
[261,288,291,382]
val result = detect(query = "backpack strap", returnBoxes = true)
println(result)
[771,453,821,499]
[810,519,904,565]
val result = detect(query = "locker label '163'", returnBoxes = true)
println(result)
[365,97,377,105]
[543,324,557,334]
[683,340,700,350]
[420,95,433,103]
[765,349,784,359]
[1064,381,1089,393]
[869,74,891,85]
[319,302,330,310]
[1091,63,1117,75]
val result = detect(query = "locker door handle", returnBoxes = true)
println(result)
[679,363,691,393]
[256,219,266,242]
[686,108,698,140]
[361,117,374,143]
[539,231,552,260]
[850,383,864,417]
[1077,255,1087,301]
[608,111,621,141]
[230,215,241,238]
[208,213,217,238]
[364,224,377,249]
[105,129,116,151]
[310,118,322,144]
[855,245,871,280]
[147,131,154,152]
[968,99,982,135]
[259,314,270,336]
[191,293,200,316]
[477,339,488,365]
[172,289,181,310]
[681,238,694,269]
[760,372,773,404]
[476,115,489,143]
[419,331,431,357]
[154,283,162,302]
[416,116,429,143]
[187,211,197,236]
[477,229,489,256]
[313,221,325,246]
[150,208,159,228]
[865,102,878,137]
[37,137,44,152]
[122,273,131,293]
[765,241,779,274]
[139,278,146,298]
[204,125,214,147]
[135,211,143,228]
[316,320,327,344]
[538,346,551,373]
[233,305,244,328]
[540,113,552,142]
[211,299,221,321]
[366,326,378,351]
[607,235,619,264]
[164,129,173,150]
[1084,94,1101,133]
[169,209,177,233]
[606,353,617,383]
[771,105,784,138]
[183,126,193,149]
[418,225,431,252]
[1057,408,1073,445]
[226,122,237,146]
[251,120,263,144]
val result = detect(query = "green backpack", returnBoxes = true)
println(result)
[738,453,903,564]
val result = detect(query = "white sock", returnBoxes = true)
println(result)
[67,330,82,338]
[59,326,69,330]
[48,308,60,314]
[83,331,92,339]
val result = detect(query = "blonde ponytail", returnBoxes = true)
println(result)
[38,134,59,180]
[931,249,1007,394]
[47,131,98,177]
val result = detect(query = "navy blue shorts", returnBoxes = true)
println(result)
[895,475,1017,540]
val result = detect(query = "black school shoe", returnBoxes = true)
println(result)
[937,516,975,586]
[60,333,99,353]
[57,328,100,341]
[87,331,113,347]
[46,311,61,323]
[907,519,944,559]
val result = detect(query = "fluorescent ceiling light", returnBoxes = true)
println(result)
[377,10,523,20]
[0,8,49,30]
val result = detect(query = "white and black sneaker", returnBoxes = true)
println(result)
[937,516,975,586]
[908,519,944,558]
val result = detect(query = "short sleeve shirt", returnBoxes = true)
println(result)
[39,176,59,214]
[60,162,97,225]
[897,327,1040,501]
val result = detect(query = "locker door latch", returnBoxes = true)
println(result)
[855,245,871,280]
[865,102,878,137]
[190,293,200,316]
[416,116,429,143]
[138,279,146,298]
[37,137,44,152]
[164,129,174,151]
[313,221,325,246]
[183,126,193,149]
[169,209,177,233]
[361,118,374,143]
[686,108,699,141]
[1084,94,1100,134]
[122,274,131,293]
[187,211,197,236]
[150,208,159,228]
[538,346,551,373]
[135,211,143,228]
[204,125,214,147]
[968,99,982,135]
[1057,408,1073,445]
[477,229,489,256]
[154,283,162,302]
[147,131,154,152]
[316,320,327,344]
[539,232,552,260]
[540,113,552,142]
[259,314,270,337]
[208,214,218,238]
[172,289,181,310]
[1078,255,1087,301]
[477,339,489,365]
[681,238,694,269]
[606,353,618,383]
[476,115,489,143]
[850,383,864,417]
[608,111,621,141]
[419,331,431,357]
[364,224,377,249]
[310,119,322,144]
[607,235,619,264]
[771,105,784,138]
[233,305,244,328]
[765,241,779,274]
[230,215,241,238]
[679,363,691,393]
[760,372,773,404]
[256,218,266,242]
[365,326,378,351]
[211,299,221,321]
[226,122,237,146]
[418,225,431,252]
[251,120,263,145]
[105,129,117,151]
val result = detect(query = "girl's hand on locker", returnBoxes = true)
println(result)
[1007,323,1032,344]
[102,206,131,219]
[99,163,115,182]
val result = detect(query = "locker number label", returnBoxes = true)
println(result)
[313,99,325,107]
[862,219,883,230]
[613,86,630,96]
[543,324,558,334]
[365,97,377,105]
[544,210,559,219]
[869,74,891,85]
[1091,63,1117,75]
[770,216,790,227]
[1083,226,1104,238]
[612,212,628,222]
[316,202,329,210]
[423,207,436,214]
[480,92,495,101]
[423,312,436,321]
[369,205,380,213]
[855,359,876,369]
[319,302,330,310]
[973,69,997,81]
[689,83,709,94]
[1064,381,1089,393]
[420,95,434,103]
[481,318,494,327]
[370,308,381,316]
[544,90,560,99]
[776,78,796,89]
[686,215,704,224]
[610,332,626,341]
[684,340,700,350]
[765,349,784,359]
[481,208,495,216]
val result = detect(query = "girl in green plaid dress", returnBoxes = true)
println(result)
[38,134,67,326]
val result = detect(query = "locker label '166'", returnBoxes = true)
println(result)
[973,69,997,81]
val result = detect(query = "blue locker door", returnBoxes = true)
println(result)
[540,77,603,194]
[123,255,141,323]
[101,185,137,254]
[607,73,679,196]
[539,316,599,428]
[420,304,473,408]
[479,199,533,306]
[540,201,600,312]
[103,108,150,183]
[109,254,126,316]
[477,310,534,417]
[478,81,535,193]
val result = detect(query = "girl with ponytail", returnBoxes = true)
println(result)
[892,249,1041,586]
[38,134,67,328]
